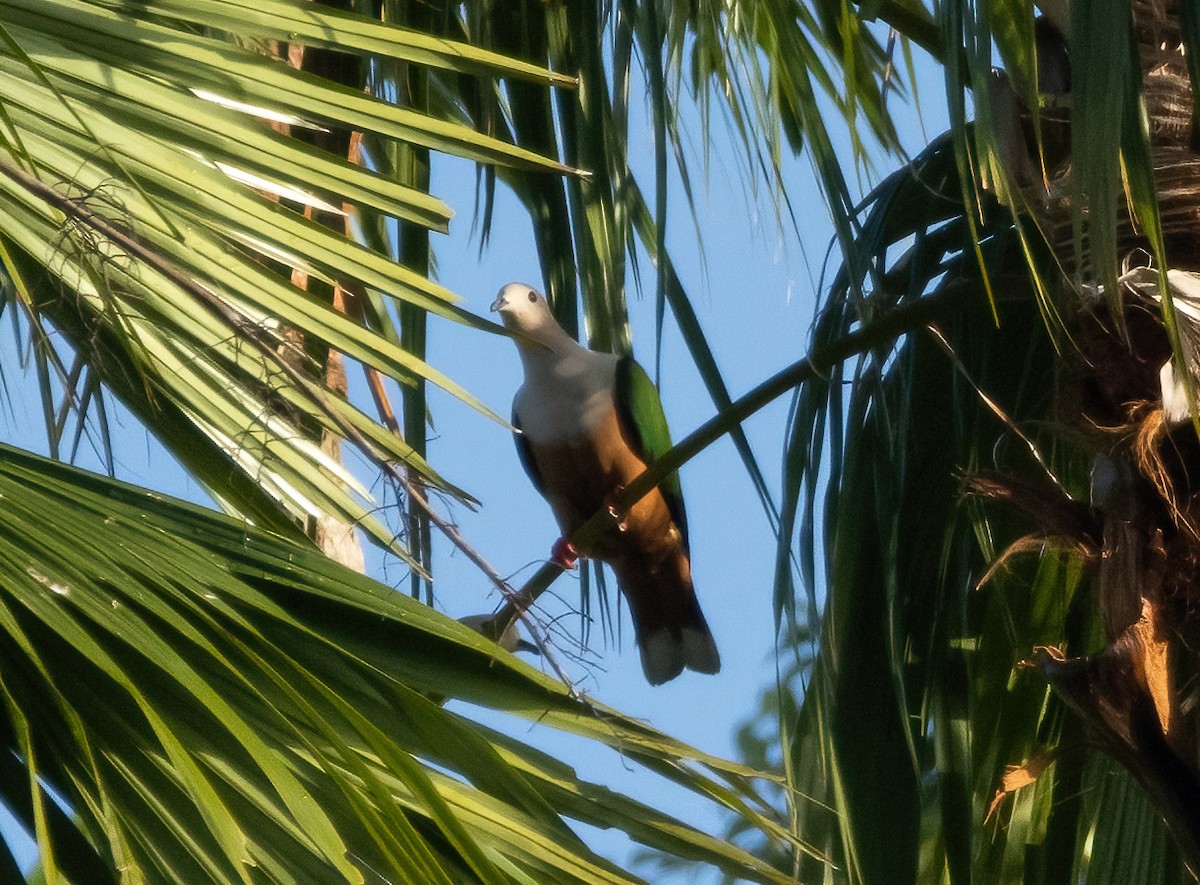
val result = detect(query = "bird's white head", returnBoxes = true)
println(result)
[490,282,563,340]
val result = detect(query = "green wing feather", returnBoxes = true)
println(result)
[614,356,690,552]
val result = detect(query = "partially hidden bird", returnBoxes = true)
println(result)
[491,281,720,685]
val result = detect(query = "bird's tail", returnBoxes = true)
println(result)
[614,557,721,685]
[639,604,720,686]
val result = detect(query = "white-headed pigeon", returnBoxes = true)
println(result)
[491,282,720,684]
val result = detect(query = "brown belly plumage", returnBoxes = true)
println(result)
[526,407,719,684]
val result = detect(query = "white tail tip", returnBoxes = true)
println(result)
[640,627,721,685]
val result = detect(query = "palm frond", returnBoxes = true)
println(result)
[0,0,582,569]
[762,2,1200,877]
[0,442,796,882]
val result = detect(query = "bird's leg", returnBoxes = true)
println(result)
[605,486,629,532]
[551,537,579,569]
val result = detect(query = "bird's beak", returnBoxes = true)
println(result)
[489,292,506,312]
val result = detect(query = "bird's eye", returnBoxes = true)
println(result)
[527,290,537,303]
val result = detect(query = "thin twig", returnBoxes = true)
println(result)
[926,323,1069,495]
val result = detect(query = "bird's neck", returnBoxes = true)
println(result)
[514,325,587,376]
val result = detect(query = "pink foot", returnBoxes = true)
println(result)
[551,538,578,569]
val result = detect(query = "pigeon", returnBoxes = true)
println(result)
[490,282,720,684]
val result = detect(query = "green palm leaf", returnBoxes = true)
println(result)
[0,0,571,566]
[0,442,793,882]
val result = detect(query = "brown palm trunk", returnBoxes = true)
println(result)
[267,8,367,572]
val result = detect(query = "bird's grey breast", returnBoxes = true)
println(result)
[514,350,619,444]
